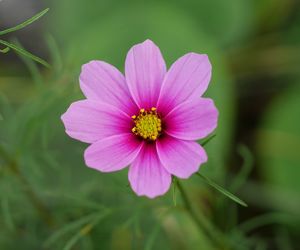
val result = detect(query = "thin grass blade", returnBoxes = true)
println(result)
[196,172,248,207]
[0,39,50,67]
[200,134,216,147]
[0,8,49,36]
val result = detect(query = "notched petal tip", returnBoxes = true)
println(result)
[79,60,102,79]
[125,38,166,110]
[157,52,212,115]
[134,38,158,47]
[177,52,211,69]
[157,136,208,179]
[164,97,219,141]
[60,111,66,123]
[79,60,137,115]
[128,145,172,198]
[133,189,169,199]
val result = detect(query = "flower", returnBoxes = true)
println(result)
[61,39,218,198]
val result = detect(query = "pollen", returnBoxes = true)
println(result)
[131,107,162,141]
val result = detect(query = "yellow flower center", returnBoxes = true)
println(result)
[131,107,162,141]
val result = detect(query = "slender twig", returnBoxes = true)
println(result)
[176,180,232,250]
[0,145,54,227]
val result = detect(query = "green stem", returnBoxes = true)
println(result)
[0,145,54,227]
[176,180,232,250]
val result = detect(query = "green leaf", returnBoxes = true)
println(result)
[0,8,49,36]
[0,39,50,67]
[0,47,10,53]
[200,134,216,147]
[196,173,248,207]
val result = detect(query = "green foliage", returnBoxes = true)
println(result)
[1,0,299,249]
[0,8,49,67]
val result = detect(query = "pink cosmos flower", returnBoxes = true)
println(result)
[61,39,218,198]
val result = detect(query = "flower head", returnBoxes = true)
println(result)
[61,39,218,198]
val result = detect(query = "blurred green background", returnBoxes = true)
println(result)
[0,0,300,249]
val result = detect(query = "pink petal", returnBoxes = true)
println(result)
[128,144,172,198]
[157,136,207,179]
[164,98,218,140]
[61,100,131,143]
[157,53,212,115]
[80,60,138,115]
[125,39,166,109]
[84,134,143,172]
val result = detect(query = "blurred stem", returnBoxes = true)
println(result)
[176,179,231,250]
[0,145,54,227]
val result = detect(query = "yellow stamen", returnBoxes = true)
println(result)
[131,107,162,141]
